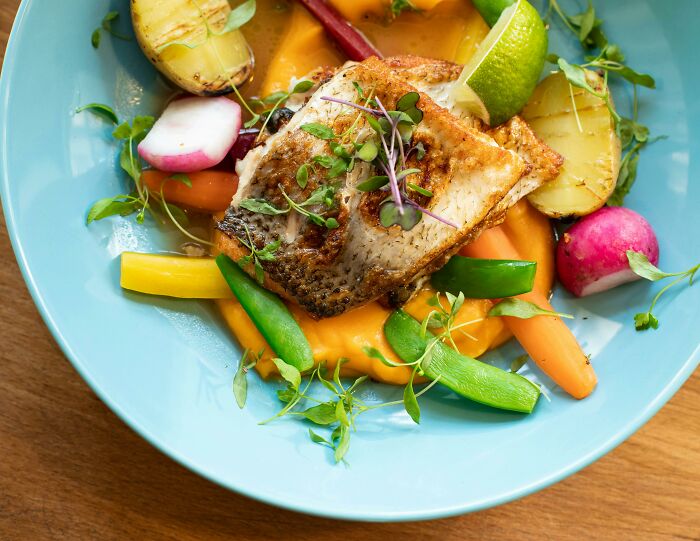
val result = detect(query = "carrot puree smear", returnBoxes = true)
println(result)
[219,200,555,385]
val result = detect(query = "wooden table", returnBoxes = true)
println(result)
[0,2,698,539]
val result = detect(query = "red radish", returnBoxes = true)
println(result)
[557,207,659,297]
[138,97,241,172]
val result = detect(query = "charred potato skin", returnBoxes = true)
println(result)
[131,0,254,96]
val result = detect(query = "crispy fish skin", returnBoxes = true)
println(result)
[217,57,527,318]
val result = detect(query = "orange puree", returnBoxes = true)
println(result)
[218,201,554,385]
[239,0,489,97]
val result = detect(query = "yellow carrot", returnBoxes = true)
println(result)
[120,253,233,299]
[461,226,597,399]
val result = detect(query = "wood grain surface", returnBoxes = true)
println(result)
[0,2,698,539]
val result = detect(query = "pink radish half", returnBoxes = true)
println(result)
[138,96,241,173]
[557,207,659,297]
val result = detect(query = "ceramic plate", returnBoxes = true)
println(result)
[1,0,698,521]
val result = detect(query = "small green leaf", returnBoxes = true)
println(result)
[362,346,403,367]
[112,122,132,140]
[219,0,257,34]
[364,113,385,135]
[262,91,289,105]
[169,173,192,187]
[327,156,350,178]
[391,0,418,16]
[577,1,596,44]
[403,369,420,424]
[244,114,261,129]
[510,354,528,373]
[272,358,301,390]
[379,200,422,231]
[325,217,339,229]
[131,116,155,139]
[233,350,250,408]
[335,400,349,427]
[558,58,595,93]
[634,311,659,331]
[76,103,119,125]
[296,164,309,188]
[308,428,332,447]
[334,426,350,463]
[546,53,561,64]
[615,66,656,89]
[357,141,378,162]
[396,92,420,112]
[86,195,139,224]
[302,403,338,425]
[301,123,335,140]
[292,80,314,94]
[407,183,433,197]
[239,198,287,215]
[91,29,101,49]
[626,250,669,281]
[277,386,297,403]
[489,298,574,320]
[356,175,389,192]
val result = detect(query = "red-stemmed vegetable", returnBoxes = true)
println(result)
[295,0,383,61]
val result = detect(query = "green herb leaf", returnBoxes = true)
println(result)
[168,173,192,187]
[86,195,139,224]
[489,298,574,319]
[407,182,433,197]
[277,386,297,403]
[272,358,301,390]
[233,350,251,408]
[76,103,119,125]
[296,164,309,188]
[301,123,336,140]
[362,346,404,367]
[357,141,379,162]
[396,92,420,112]
[557,58,596,93]
[219,0,257,34]
[626,251,669,281]
[356,175,389,192]
[510,354,529,373]
[239,198,287,215]
[403,369,420,424]
[379,200,422,231]
[244,114,262,129]
[292,80,314,94]
[91,29,101,49]
[391,0,418,17]
[302,402,338,425]
[334,425,350,463]
[634,311,659,331]
[335,399,350,427]
[616,66,655,88]
[308,428,333,447]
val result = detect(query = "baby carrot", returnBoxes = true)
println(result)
[142,169,238,213]
[461,226,597,399]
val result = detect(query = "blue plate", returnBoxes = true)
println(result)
[1,0,698,522]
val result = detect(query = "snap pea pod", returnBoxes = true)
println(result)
[431,256,536,299]
[384,310,540,413]
[216,255,314,372]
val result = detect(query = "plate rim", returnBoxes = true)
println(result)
[1,0,698,522]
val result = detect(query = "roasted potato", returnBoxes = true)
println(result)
[131,0,254,96]
[522,71,621,218]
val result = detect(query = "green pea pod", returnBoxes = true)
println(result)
[216,255,314,372]
[431,256,536,299]
[384,310,540,413]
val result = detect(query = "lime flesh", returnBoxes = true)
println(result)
[452,0,547,126]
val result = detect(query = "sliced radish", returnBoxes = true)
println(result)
[557,207,659,297]
[138,96,241,173]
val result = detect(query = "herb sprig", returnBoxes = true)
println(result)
[255,358,440,463]
[547,0,660,205]
[78,104,212,246]
[237,226,282,284]
[626,251,699,331]
[390,0,419,18]
[92,10,131,49]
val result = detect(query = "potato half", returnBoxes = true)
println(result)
[522,71,621,218]
[132,0,254,96]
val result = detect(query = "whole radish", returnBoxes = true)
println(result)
[138,96,241,172]
[557,207,659,297]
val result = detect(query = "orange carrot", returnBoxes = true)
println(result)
[461,226,597,399]
[142,169,238,213]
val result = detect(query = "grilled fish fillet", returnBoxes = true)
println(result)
[217,56,532,317]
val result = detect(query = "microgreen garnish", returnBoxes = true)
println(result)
[390,0,419,18]
[92,10,131,49]
[255,359,440,463]
[246,79,314,138]
[237,226,282,284]
[626,251,699,331]
[75,103,119,125]
[488,298,574,320]
[312,87,456,231]
[233,348,262,408]
[547,0,660,205]
[239,184,339,230]
[80,105,212,247]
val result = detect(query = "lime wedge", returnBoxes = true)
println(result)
[452,0,547,126]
